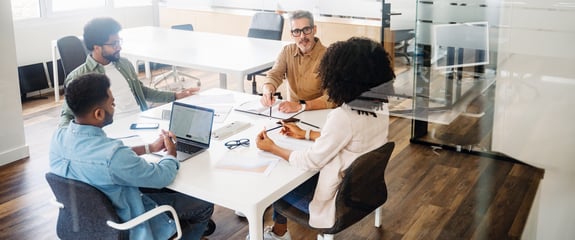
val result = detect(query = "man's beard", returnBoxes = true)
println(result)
[297,37,315,54]
[103,109,114,126]
[103,51,120,62]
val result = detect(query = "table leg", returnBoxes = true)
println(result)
[219,73,227,90]
[144,61,151,84]
[52,42,60,102]
[225,73,247,92]
[245,207,265,240]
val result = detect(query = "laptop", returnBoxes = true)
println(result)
[169,102,215,162]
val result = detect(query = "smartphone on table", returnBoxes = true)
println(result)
[130,123,159,130]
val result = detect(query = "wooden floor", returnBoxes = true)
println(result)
[5,69,544,240]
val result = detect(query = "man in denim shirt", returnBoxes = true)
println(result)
[50,73,213,239]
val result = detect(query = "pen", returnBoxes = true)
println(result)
[166,135,177,145]
[277,118,299,124]
[299,121,320,129]
[278,118,319,129]
[266,125,282,132]
[269,93,273,120]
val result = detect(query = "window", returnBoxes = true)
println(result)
[51,0,105,12]
[114,0,152,7]
[11,0,152,20]
[11,0,41,20]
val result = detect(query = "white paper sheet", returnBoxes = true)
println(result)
[216,148,280,176]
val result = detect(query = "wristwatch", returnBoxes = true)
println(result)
[305,129,311,140]
[144,144,150,154]
[299,100,306,111]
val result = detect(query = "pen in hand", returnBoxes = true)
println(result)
[269,93,273,119]
[266,116,294,133]
[278,118,320,129]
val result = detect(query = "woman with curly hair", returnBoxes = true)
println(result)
[252,37,395,240]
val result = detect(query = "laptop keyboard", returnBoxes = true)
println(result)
[177,143,203,154]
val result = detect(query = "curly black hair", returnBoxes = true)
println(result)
[65,73,111,117]
[318,37,395,107]
[83,17,122,51]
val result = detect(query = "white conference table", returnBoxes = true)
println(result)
[50,26,288,102]
[104,88,329,240]
[120,26,288,91]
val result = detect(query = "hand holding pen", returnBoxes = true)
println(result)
[265,118,298,133]
[260,84,276,107]
[269,93,273,119]
[279,121,306,139]
[161,130,177,157]
[145,130,176,156]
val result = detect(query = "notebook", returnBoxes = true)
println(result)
[234,99,303,120]
[169,102,215,162]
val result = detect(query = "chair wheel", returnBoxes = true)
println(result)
[203,219,216,236]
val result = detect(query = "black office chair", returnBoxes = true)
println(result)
[45,172,183,240]
[393,30,415,65]
[150,24,201,90]
[247,12,284,95]
[274,142,395,240]
[56,36,88,80]
[171,24,194,31]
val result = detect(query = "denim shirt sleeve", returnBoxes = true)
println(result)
[108,144,180,189]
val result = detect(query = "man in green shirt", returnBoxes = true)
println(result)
[59,17,198,127]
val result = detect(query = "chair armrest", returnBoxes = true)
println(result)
[50,198,64,209]
[106,205,182,240]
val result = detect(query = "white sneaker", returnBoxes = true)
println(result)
[245,226,292,240]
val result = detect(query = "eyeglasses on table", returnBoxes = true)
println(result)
[224,138,250,149]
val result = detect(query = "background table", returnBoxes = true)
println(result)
[120,26,288,92]
[50,26,288,102]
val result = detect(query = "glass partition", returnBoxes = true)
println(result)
[390,0,575,163]
[399,0,502,155]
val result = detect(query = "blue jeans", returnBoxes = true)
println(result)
[273,174,319,224]
[144,188,214,240]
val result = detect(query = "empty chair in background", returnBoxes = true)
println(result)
[56,35,88,80]
[246,12,285,95]
[150,24,202,90]
[393,29,415,65]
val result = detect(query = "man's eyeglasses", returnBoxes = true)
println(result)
[290,26,313,37]
[224,138,250,149]
[102,39,123,48]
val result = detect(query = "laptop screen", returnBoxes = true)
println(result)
[169,102,214,147]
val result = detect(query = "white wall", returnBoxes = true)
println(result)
[166,0,415,30]
[492,0,575,239]
[158,7,384,47]
[0,1,29,165]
